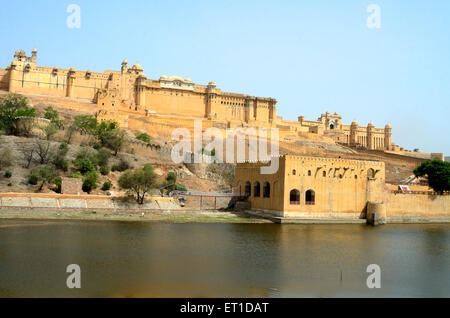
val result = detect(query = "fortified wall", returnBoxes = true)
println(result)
[0,49,400,152]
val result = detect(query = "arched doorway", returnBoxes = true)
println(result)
[263,182,271,198]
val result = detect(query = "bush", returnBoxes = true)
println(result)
[93,143,101,150]
[28,173,39,185]
[4,170,12,178]
[96,149,110,167]
[68,171,82,178]
[136,133,151,144]
[74,158,96,175]
[53,157,69,172]
[101,181,112,191]
[167,171,177,183]
[100,164,110,176]
[52,176,62,193]
[0,148,13,171]
[82,171,99,193]
[75,148,99,166]
[112,158,130,172]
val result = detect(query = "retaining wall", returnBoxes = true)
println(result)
[0,193,181,211]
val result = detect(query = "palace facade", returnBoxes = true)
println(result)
[0,49,393,150]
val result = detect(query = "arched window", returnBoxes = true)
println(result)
[290,189,300,205]
[263,182,271,198]
[323,171,326,177]
[254,182,261,197]
[292,169,296,175]
[367,168,375,179]
[355,175,358,179]
[305,190,315,205]
[308,170,312,176]
[244,181,251,197]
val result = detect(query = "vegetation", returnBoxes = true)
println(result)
[136,132,151,144]
[0,94,36,135]
[414,160,450,194]
[101,181,112,191]
[29,165,56,191]
[0,148,13,171]
[118,164,157,204]
[82,171,99,193]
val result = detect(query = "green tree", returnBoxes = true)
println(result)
[96,120,118,145]
[73,115,97,134]
[82,171,99,193]
[118,164,157,204]
[414,160,450,194]
[104,128,126,156]
[74,158,96,175]
[0,93,36,134]
[30,165,56,191]
[43,106,58,121]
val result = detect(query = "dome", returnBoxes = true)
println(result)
[14,49,26,57]
[385,123,392,129]
[184,78,192,83]
[122,59,128,65]
[32,48,37,53]
[133,63,143,71]
[160,75,168,80]
[368,121,375,127]
[351,120,358,126]
[208,81,216,86]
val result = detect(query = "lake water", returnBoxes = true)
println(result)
[0,220,448,297]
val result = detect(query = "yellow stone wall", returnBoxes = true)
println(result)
[235,155,386,217]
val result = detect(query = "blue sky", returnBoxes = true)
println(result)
[0,0,449,154]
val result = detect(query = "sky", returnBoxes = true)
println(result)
[0,0,449,155]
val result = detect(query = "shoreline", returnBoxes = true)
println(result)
[1,208,449,225]
[0,208,271,224]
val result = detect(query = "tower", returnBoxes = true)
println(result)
[205,81,217,120]
[384,123,392,150]
[350,120,358,146]
[367,121,375,149]
[31,48,37,64]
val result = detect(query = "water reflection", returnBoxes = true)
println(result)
[0,220,448,297]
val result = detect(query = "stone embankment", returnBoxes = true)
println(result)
[0,193,181,211]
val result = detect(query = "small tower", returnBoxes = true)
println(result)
[367,121,375,150]
[206,82,217,120]
[121,59,128,73]
[350,120,358,146]
[31,48,37,64]
[384,123,392,150]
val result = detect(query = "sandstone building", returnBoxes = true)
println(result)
[235,155,386,218]
[0,49,393,150]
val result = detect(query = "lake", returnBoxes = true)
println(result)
[0,220,448,297]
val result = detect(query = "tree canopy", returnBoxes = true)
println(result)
[0,93,36,134]
[118,164,157,204]
[414,160,450,194]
